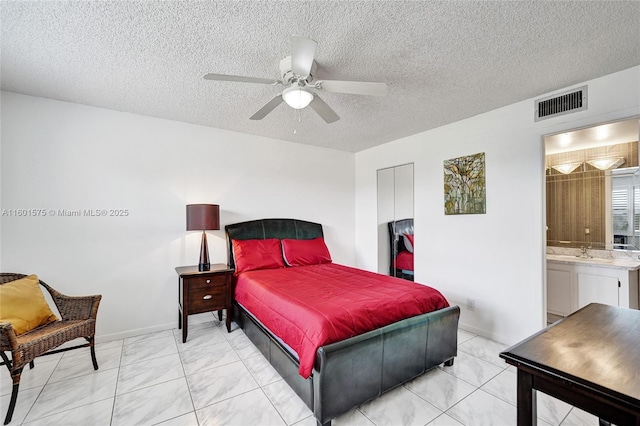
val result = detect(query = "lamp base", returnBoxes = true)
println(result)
[198,231,210,271]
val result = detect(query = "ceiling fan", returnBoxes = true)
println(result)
[204,36,388,124]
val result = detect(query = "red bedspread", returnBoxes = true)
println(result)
[395,250,414,271]
[234,263,449,378]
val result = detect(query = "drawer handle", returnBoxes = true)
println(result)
[203,295,212,300]
[206,279,211,284]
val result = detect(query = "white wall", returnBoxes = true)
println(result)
[1,92,355,341]
[356,66,640,345]
[3,66,638,346]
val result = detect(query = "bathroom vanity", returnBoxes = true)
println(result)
[547,254,640,318]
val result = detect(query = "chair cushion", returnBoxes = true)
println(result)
[0,274,58,335]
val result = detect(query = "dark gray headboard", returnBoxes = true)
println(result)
[225,218,324,269]
[388,218,414,246]
[388,218,414,272]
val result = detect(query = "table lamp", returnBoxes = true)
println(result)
[186,204,220,271]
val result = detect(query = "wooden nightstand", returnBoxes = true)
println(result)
[176,264,234,343]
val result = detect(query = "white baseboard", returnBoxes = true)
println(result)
[95,322,176,343]
[458,321,512,346]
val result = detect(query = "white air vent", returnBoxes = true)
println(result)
[534,86,587,122]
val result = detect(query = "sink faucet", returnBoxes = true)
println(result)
[579,245,592,258]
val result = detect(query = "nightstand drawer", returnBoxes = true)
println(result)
[185,275,226,288]
[187,284,226,313]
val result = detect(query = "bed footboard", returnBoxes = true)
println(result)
[313,305,460,425]
[236,304,314,408]
[236,303,460,426]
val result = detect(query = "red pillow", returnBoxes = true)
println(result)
[281,237,332,266]
[403,233,414,253]
[232,238,285,273]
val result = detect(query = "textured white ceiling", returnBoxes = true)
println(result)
[2,1,639,152]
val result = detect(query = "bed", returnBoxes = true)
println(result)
[388,218,414,280]
[225,218,459,426]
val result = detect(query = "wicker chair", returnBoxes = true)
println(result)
[0,273,101,425]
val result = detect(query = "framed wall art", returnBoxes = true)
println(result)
[443,152,486,215]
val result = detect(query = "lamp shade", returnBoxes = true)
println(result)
[186,204,220,231]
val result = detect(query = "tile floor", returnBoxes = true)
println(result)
[1,312,606,426]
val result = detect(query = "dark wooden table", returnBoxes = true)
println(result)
[500,303,640,426]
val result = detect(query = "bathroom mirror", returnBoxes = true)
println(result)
[377,163,414,280]
[545,118,640,251]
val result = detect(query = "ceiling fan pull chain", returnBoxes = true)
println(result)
[294,107,303,134]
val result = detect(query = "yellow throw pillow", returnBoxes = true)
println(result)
[0,274,58,335]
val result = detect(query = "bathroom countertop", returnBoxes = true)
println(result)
[547,254,640,270]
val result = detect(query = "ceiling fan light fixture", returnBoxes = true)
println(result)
[282,86,314,109]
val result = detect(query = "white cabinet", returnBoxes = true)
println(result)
[547,267,573,316]
[577,273,619,308]
[547,260,639,317]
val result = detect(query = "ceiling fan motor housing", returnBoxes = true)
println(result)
[280,55,316,86]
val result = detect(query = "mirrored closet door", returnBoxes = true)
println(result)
[377,163,414,280]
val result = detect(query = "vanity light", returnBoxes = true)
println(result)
[595,125,610,140]
[559,133,571,146]
[282,86,314,109]
[551,162,582,175]
[586,157,625,171]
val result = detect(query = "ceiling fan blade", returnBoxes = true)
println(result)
[204,73,281,85]
[249,95,284,120]
[309,95,340,124]
[291,36,317,78]
[317,80,388,96]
